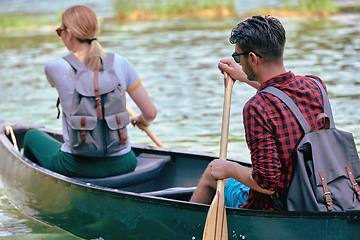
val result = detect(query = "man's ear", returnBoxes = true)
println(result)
[248,52,260,65]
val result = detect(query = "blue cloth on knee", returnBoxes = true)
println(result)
[224,178,250,208]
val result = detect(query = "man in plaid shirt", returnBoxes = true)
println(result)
[190,15,327,210]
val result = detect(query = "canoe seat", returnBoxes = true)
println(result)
[142,187,196,201]
[74,153,172,189]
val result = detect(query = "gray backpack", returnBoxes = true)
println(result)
[63,53,130,157]
[262,79,360,211]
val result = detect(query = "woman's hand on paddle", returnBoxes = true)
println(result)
[131,113,150,131]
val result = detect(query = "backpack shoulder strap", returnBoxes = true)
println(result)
[103,52,115,70]
[63,52,115,71]
[261,87,311,133]
[63,53,86,71]
[308,77,335,128]
[261,77,335,133]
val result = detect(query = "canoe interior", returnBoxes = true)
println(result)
[3,124,247,201]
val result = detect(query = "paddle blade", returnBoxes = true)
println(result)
[202,180,228,240]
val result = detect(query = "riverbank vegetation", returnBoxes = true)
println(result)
[0,0,359,31]
[250,0,340,17]
[113,0,236,22]
[0,14,55,30]
[0,13,62,34]
[283,0,338,13]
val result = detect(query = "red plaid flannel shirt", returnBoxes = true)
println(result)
[241,71,327,210]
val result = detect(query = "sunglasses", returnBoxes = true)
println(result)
[55,27,67,37]
[232,51,263,63]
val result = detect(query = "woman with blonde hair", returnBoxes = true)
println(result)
[23,5,157,178]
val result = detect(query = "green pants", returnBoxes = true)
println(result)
[23,129,137,178]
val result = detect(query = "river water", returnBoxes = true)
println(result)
[0,0,360,239]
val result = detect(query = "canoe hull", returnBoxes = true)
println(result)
[1,121,360,240]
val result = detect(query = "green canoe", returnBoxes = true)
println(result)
[0,120,360,240]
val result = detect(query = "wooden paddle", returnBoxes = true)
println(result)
[202,72,235,240]
[126,104,165,148]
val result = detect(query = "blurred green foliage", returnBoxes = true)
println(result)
[113,0,235,21]
[0,14,52,29]
[282,0,339,13]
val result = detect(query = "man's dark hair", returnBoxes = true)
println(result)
[229,15,286,62]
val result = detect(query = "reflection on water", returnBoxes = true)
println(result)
[0,188,82,239]
[0,5,360,239]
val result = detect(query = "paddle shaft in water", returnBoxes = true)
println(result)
[126,104,165,148]
[202,73,235,240]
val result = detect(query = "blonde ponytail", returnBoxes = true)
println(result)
[86,39,104,71]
